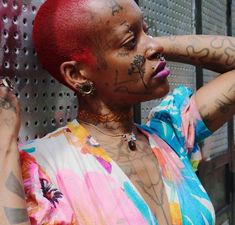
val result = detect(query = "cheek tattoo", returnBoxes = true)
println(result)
[128,55,147,89]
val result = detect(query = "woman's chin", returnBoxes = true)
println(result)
[151,81,170,100]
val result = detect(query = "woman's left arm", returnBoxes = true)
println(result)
[157,35,235,132]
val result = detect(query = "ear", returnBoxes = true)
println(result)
[60,61,88,90]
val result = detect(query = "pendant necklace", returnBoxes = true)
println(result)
[77,119,137,151]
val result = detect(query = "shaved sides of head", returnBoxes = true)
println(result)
[33,0,96,84]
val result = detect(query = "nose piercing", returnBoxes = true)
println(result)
[156,53,165,61]
[160,55,165,61]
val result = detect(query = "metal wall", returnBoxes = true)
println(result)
[0,0,77,142]
[0,0,235,224]
[139,0,196,122]
[139,0,233,160]
[1,0,233,145]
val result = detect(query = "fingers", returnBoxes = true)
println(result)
[0,77,20,114]
[0,77,14,95]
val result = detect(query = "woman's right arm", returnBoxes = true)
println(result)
[0,86,30,225]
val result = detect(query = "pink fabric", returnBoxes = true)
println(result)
[181,95,201,151]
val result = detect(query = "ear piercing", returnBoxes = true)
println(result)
[77,80,96,96]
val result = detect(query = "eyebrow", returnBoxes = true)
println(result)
[107,12,144,45]
[119,12,144,33]
[120,21,130,33]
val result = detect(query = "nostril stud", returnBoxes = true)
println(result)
[160,56,165,61]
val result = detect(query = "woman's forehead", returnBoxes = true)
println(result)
[87,0,142,33]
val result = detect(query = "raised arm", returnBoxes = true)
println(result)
[157,35,235,132]
[0,85,30,225]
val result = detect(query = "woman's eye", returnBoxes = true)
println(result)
[123,38,137,50]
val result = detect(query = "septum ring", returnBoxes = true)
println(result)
[0,77,14,91]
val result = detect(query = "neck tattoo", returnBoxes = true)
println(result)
[78,110,132,124]
[77,119,137,151]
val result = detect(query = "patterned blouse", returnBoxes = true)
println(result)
[19,86,215,225]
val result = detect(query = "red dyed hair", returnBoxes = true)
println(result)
[33,0,95,84]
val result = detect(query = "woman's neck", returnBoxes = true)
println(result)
[77,101,135,135]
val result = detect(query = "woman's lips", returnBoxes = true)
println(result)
[152,61,171,79]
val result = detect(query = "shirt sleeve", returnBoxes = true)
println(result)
[19,150,76,225]
[146,86,212,170]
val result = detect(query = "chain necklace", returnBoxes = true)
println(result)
[77,119,137,151]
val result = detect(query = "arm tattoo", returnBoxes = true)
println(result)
[225,47,235,66]
[4,172,29,224]
[4,208,28,225]
[0,97,16,113]
[210,36,235,67]
[214,94,235,114]
[186,45,210,63]
[210,36,235,49]
[5,172,25,199]
[198,105,216,127]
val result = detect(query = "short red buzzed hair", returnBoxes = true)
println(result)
[33,0,95,84]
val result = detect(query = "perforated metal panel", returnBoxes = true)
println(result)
[201,0,228,158]
[139,0,196,122]
[0,0,78,141]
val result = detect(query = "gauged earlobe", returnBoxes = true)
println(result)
[76,80,96,96]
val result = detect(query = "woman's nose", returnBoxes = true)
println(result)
[144,36,164,60]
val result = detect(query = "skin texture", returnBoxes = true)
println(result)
[62,1,235,223]
[1,0,235,224]
[63,0,169,134]
[0,87,30,225]
[156,35,235,131]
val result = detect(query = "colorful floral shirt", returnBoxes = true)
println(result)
[19,86,215,225]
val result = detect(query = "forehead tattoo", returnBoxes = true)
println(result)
[108,0,123,16]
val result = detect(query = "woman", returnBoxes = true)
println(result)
[0,0,235,224]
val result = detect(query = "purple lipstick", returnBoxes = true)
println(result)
[152,61,171,79]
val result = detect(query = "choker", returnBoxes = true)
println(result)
[77,119,137,151]
[78,110,132,124]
